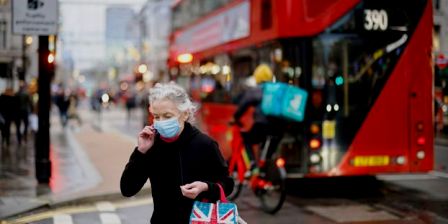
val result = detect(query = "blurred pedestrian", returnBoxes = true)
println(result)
[138,88,151,128]
[90,88,102,112]
[15,82,33,145]
[0,87,19,148]
[120,82,234,224]
[125,90,136,125]
[67,91,82,128]
[54,86,69,127]
[29,89,39,135]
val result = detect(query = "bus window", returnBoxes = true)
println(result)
[201,75,231,103]
[311,0,426,151]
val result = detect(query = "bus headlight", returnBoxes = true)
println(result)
[310,153,321,164]
[416,150,425,159]
[396,156,406,165]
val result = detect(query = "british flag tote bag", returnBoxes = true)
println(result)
[189,184,239,224]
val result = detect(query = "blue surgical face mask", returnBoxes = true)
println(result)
[154,117,180,138]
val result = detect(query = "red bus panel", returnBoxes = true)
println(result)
[334,2,434,175]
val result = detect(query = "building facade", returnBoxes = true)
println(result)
[138,0,172,81]
[434,0,448,55]
[0,0,28,91]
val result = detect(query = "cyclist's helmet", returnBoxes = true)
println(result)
[253,64,273,84]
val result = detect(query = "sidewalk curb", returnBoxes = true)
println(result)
[0,198,48,220]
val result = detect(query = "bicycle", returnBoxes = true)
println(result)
[227,123,287,214]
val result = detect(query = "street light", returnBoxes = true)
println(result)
[25,36,33,45]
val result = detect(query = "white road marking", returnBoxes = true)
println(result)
[53,214,73,224]
[96,201,116,212]
[306,204,399,222]
[5,197,152,224]
[377,171,448,181]
[100,213,121,224]
[377,174,438,181]
[430,171,448,179]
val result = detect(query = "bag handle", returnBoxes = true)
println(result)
[217,183,228,203]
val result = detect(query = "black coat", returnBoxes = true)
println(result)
[233,85,268,124]
[120,122,234,224]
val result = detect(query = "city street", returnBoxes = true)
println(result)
[2,106,447,224]
[1,0,448,223]
[3,171,448,223]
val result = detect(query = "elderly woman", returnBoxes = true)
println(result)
[120,82,234,224]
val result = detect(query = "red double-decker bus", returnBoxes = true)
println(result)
[168,0,434,177]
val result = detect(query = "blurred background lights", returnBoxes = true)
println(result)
[138,64,148,74]
[177,53,193,63]
[335,76,344,86]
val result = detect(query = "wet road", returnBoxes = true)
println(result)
[3,108,448,224]
[3,173,447,224]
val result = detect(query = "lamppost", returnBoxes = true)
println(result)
[35,35,56,184]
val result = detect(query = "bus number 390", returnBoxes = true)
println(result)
[364,9,388,31]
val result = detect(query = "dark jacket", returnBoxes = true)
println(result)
[120,123,234,224]
[233,85,286,142]
[0,93,19,121]
[233,85,269,124]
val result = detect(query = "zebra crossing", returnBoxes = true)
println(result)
[3,198,153,224]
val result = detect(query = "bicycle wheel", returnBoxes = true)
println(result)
[257,159,286,214]
[227,170,243,200]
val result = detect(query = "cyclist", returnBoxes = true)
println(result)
[231,64,284,173]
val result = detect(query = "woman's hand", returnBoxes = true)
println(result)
[137,125,156,154]
[180,181,208,199]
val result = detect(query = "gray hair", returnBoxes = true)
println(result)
[149,82,197,123]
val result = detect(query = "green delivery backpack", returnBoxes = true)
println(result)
[260,82,308,122]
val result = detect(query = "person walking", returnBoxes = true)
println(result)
[67,91,82,128]
[139,88,151,128]
[15,82,32,145]
[0,88,19,148]
[125,90,137,126]
[54,87,69,127]
[120,82,234,224]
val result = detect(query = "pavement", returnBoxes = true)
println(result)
[0,105,149,220]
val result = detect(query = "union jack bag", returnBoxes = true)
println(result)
[189,184,239,224]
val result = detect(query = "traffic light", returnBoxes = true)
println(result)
[44,52,56,78]
[47,52,55,64]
